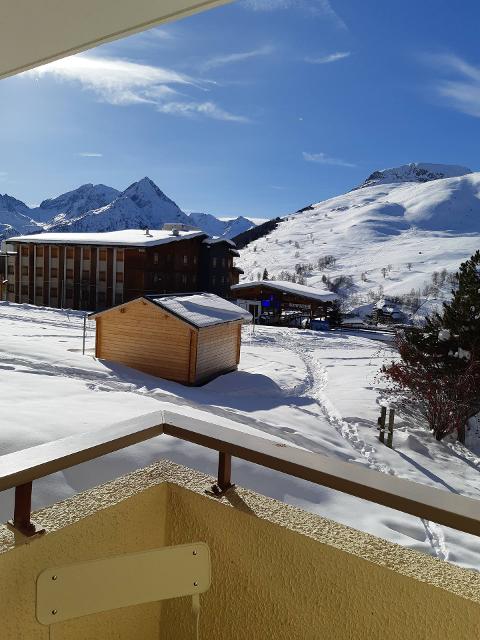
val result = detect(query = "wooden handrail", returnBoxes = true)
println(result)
[1,409,480,538]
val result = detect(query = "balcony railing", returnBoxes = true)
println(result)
[1,409,479,541]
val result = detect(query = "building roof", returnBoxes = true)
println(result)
[7,229,206,248]
[92,293,252,328]
[147,293,252,328]
[231,280,339,303]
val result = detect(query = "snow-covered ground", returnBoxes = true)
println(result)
[1,302,480,569]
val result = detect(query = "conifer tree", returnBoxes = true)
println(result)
[262,268,269,281]
[383,251,480,441]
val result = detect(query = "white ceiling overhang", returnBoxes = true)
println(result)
[0,0,231,80]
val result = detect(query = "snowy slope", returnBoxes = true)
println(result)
[238,165,480,304]
[1,302,480,569]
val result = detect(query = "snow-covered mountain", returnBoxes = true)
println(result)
[237,163,480,308]
[32,183,120,223]
[0,177,255,241]
[354,162,471,190]
[188,212,254,239]
[0,194,42,239]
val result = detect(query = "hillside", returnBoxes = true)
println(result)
[237,164,480,315]
[0,178,255,241]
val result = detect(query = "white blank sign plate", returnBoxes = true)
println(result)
[36,542,210,625]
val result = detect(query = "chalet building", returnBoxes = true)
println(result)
[3,227,242,311]
[92,293,252,385]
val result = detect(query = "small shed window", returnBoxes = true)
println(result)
[21,266,28,276]
[99,249,107,261]
[83,247,91,260]
[66,247,74,259]
[21,246,29,257]
[153,253,159,265]
[183,255,188,265]
[66,268,74,279]
[50,287,58,297]
[35,286,43,297]
[212,257,217,267]
[116,271,124,283]
[99,270,106,282]
[116,249,124,262]
[51,267,58,278]
[193,256,197,265]
[36,246,44,257]
[51,247,58,258]
[82,270,89,281]
[7,264,14,275]
[36,267,43,277]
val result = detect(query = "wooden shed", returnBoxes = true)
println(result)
[91,293,252,385]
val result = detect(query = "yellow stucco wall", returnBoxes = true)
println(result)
[0,460,479,640]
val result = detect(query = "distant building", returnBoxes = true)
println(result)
[3,228,241,310]
[91,293,252,385]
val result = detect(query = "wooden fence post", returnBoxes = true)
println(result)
[377,406,387,444]
[387,409,395,448]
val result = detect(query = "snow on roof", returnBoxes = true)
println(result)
[231,280,339,303]
[7,229,206,247]
[147,293,252,328]
[203,237,236,247]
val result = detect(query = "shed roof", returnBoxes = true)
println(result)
[7,229,206,247]
[231,280,339,303]
[92,293,252,328]
[147,293,252,328]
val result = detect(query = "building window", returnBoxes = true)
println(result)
[36,246,44,257]
[117,249,124,262]
[99,249,107,261]
[21,266,28,276]
[82,270,89,281]
[66,288,73,299]
[212,257,217,268]
[193,256,197,265]
[99,271,106,282]
[83,247,91,260]
[192,274,197,284]
[183,255,188,265]
[7,284,14,293]
[51,247,58,258]
[21,285,28,295]
[7,265,14,275]
[66,247,74,259]
[51,267,58,278]
[116,271,124,283]
[50,287,58,298]
[153,253,159,265]
[66,268,74,279]
[21,246,29,257]
[36,267,43,277]
[35,286,43,297]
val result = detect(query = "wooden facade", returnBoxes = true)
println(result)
[4,232,242,311]
[92,295,247,385]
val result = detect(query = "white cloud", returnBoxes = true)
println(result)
[78,152,103,158]
[200,45,274,72]
[424,53,480,118]
[303,151,355,167]
[24,54,249,123]
[242,0,347,29]
[0,171,7,181]
[305,51,351,64]
[157,101,250,123]
[25,54,191,105]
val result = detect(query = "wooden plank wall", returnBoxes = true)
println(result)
[96,299,192,383]
[195,322,240,383]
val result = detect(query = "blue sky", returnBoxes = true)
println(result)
[1,0,480,219]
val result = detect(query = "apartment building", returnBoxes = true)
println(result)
[3,228,242,310]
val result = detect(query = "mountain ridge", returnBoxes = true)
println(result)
[0,178,255,241]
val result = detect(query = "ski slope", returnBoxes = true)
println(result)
[237,169,480,303]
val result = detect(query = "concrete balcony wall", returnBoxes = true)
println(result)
[0,460,479,639]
